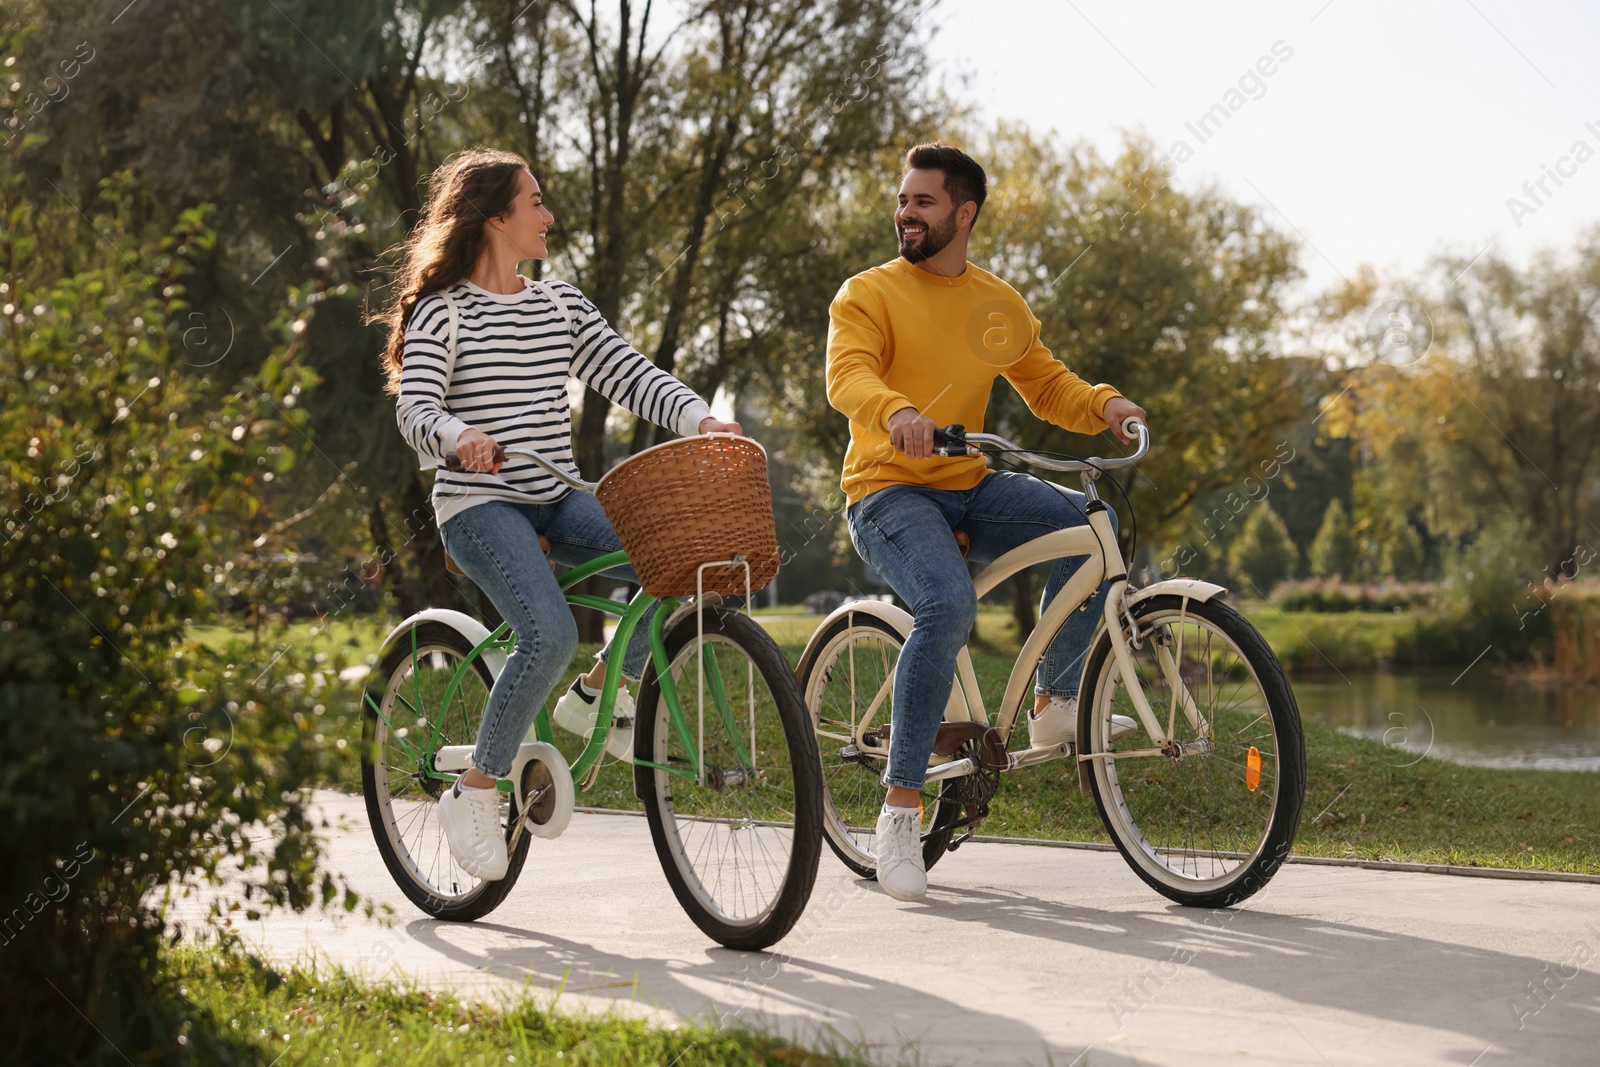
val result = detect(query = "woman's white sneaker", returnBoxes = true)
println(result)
[874,804,927,901]
[552,678,635,761]
[437,781,508,881]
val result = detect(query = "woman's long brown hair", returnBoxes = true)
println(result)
[371,147,529,395]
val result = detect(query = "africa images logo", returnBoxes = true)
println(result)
[966,298,1028,369]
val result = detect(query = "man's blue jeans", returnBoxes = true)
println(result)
[440,494,655,779]
[846,470,1116,790]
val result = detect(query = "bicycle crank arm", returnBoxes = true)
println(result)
[1008,741,1074,769]
[921,757,979,784]
[923,739,1075,784]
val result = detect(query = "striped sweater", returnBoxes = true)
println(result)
[396,276,710,525]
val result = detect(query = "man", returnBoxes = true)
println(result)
[826,142,1146,902]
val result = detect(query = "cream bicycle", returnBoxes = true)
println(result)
[796,419,1306,907]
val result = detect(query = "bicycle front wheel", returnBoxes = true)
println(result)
[1080,594,1305,908]
[635,605,822,950]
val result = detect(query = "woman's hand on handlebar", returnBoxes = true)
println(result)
[698,416,743,434]
[453,427,503,473]
[1102,396,1147,444]
[887,405,938,460]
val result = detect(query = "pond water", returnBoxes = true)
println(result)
[1291,668,1600,772]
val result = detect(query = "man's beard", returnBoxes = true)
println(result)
[898,208,958,264]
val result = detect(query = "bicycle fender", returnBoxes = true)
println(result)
[1074,578,1228,795]
[1123,578,1228,609]
[797,599,983,725]
[377,609,510,681]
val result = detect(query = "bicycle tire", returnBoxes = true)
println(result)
[796,613,961,880]
[635,605,822,950]
[1079,595,1305,908]
[361,622,530,922]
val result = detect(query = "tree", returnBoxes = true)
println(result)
[1380,521,1425,580]
[1229,504,1296,595]
[969,130,1316,550]
[1324,235,1600,574]
[1310,497,1359,579]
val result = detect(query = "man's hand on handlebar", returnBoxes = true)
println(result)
[887,405,939,460]
[1102,397,1147,444]
[453,427,503,473]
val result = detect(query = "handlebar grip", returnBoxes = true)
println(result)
[1120,416,1145,439]
[931,424,967,452]
[443,445,506,472]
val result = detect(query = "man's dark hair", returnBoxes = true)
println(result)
[903,142,988,225]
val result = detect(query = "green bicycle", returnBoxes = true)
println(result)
[359,444,821,950]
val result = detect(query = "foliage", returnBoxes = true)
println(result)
[1309,497,1359,579]
[1379,522,1426,581]
[1270,579,1436,614]
[1319,237,1600,578]
[1551,583,1600,682]
[1227,503,1297,595]
[0,155,353,1062]
[971,130,1316,553]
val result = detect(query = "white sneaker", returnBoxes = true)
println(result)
[552,678,635,762]
[1028,696,1138,747]
[873,804,927,901]
[436,781,508,880]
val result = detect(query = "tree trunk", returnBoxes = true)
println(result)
[1012,569,1036,634]
[400,470,468,614]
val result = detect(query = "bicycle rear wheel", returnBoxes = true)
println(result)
[1080,595,1305,908]
[360,622,529,921]
[796,613,961,879]
[635,605,822,950]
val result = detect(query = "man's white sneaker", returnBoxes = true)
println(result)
[1028,696,1138,748]
[552,678,635,761]
[436,781,508,881]
[874,804,927,901]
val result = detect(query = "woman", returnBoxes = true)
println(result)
[376,147,740,880]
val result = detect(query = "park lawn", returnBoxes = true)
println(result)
[197,614,1600,875]
[166,947,866,1066]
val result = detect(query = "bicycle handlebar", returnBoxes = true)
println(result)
[932,418,1150,472]
[442,445,598,492]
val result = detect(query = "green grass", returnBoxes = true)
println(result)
[198,610,1600,875]
[166,946,870,1066]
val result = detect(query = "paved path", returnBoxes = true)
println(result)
[209,792,1599,1066]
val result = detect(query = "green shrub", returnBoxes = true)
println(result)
[1309,498,1359,579]
[1380,523,1426,580]
[1226,503,1296,595]
[1271,578,1437,613]
[0,174,350,1063]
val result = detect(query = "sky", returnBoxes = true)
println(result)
[924,0,1600,296]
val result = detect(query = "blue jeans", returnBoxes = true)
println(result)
[440,494,656,779]
[846,470,1117,790]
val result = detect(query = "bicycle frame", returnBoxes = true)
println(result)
[819,423,1208,781]
[960,503,1202,757]
[364,549,745,793]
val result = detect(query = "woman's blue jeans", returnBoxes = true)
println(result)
[440,494,655,779]
[846,470,1116,790]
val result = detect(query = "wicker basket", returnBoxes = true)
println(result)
[594,434,781,598]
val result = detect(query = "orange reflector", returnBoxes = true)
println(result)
[1245,746,1261,791]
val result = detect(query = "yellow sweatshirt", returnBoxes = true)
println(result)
[826,257,1122,504]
